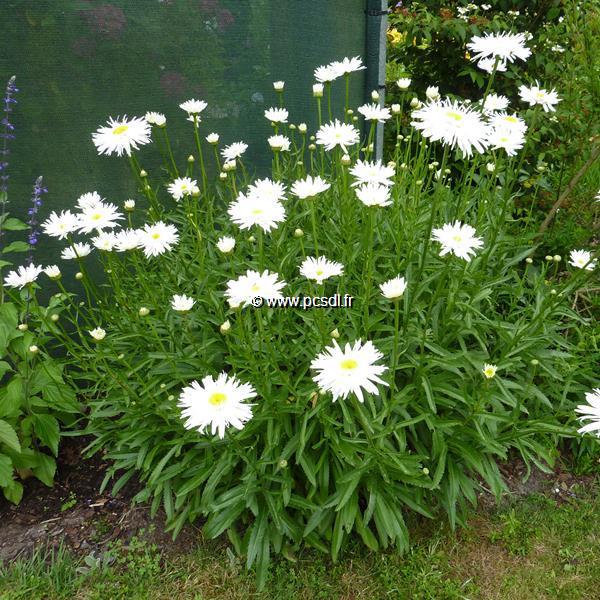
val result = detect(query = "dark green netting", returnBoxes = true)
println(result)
[1,0,386,269]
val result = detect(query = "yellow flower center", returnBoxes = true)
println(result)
[252,208,263,215]
[113,125,129,135]
[446,111,463,122]
[151,233,161,239]
[453,235,463,242]
[208,392,227,406]
[484,368,495,378]
[316,269,324,276]
[251,283,261,292]
[91,213,102,221]
[505,116,518,123]
[340,358,358,370]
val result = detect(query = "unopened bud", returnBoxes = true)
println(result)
[248,236,256,243]
[139,307,150,316]
[187,155,195,163]
[18,323,28,331]
[29,345,39,354]
[371,90,380,101]
[294,228,304,238]
[219,172,227,180]
[545,255,553,261]
[341,154,351,165]
[530,359,539,366]
[220,320,231,334]
[308,143,316,151]
[278,459,288,468]
[298,123,307,133]
[75,272,84,280]
[50,314,59,322]
[391,103,401,114]
[553,255,561,262]
[139,169,147,178]
[330,328,340,339]
[526,257,533,264]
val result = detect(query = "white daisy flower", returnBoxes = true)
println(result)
[43,265,61,280]
[357,103,392,122]
[41,210,80,240]
[246,178,287,202]
[145,112,166,127]
[476,57,508,73]
[380,275,407,300]
[482,364,498,379]
[576,388,600,436]
[314,64,339,83]
[467,31,531,64]
[225,269,286,308]
[167,177,199,201]
[216,235,236,254]
[268,135,291,151]
[89,327,106,341]
[206,133,219,144]
[291,175,331,199]
[330,56,366,77]
[300,256,344,284]
[92,116,151,157]
[489,112,528,135]
[311,339,388,403]
[221,141,248,161]
[569,249,596,271]
[171,294,195,312]
[137,222,179,257]
[411,98,490,157]
[316,119,360,153]
[61,243,92,260]
[482,93,509,113]
[350,159,395,187]
[179,99,207,115]
[431,221,484,261]
[355,183,392,207]
[396,77,411,90]
[486,126,525,156]
[76,191,104,210]
[264,107,289,123]
[114,229,141,251]
[313,83,325,97]
[124,199,135,211]
[519,83,561,112]
[178,373,256,439]
[78,202,123,233]
[91,232,117,251]
[228,193,285,233]
[3,263,43,289]
[273,81,285,91]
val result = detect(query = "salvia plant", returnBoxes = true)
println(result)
[6,34,598,586]
[0,77,80,504]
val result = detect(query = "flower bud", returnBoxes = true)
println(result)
[75,272,84,280]
[219,172,227,180]
[168,395,175,401]
[422,467,429,475]
[341,154,351,166]
[220,320,231,334]
[139,307,150,316]
[273,80,285,91]
[294,228,304,238]
[410,97,421,109]
[313,83,324,97]
[124,199,135,211]
[117,353,125,360]
[371,90,380,101]
[187,154,195,163]
[391,103,401,114]
[526,257,533,264]
[545,255,553,261]
[550,289,557,295]
[396,77,411,90]
[346,108,354,116]
[206,133,219,144]
[352,116,359,122]
[29,345,39,354]
[139,169,147,178]
[248,235,256,243]
[298,123,307,133]
[308,143,316,151]
[330,328,340,339]
[486,162,496,173]
[18,323,28,331]
[278,459,288,468]
[553,255,561,262]
[289,123,296,130]
[530,359,539,366]
[51,314,59,322]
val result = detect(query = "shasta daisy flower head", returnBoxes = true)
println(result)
[467,31,531,64]
[179,99,207,115]
[314,64,339,83]
[291,175,331,199]
[225,269,286,308]
[137,222,179,257]
[432,221,484,261]
[221,141,248,161]
[114,228,141,251]
[576,388,600,436]
[316,120,360,152]
[519,83,561,112]
[77,201,123,233]
[92,116,151,157]
[145,111,166,127]
[178,373,256,439]
[43,265,61,280]
[228,193,285,233]
[482,93,509,113]
[476,57,508,73]
[350,159,395,187]
[167,177,199,201]
[355,183,392,207]
[411,98,490,157]
[300,256,344,284]
[311,339,388,403]
[357,103,392,122]
[482,364,498,379]
[268,135,291,151]
[89,327,106,341]
[76,191,104,210]
[41,210,79,240]
[171,294,195,312]
[247,178,287,202]
[330,56,366,77]
[380,275,407,300]
[569,249,596,270]
[3,263,43,289]
[486,123,526,156]
[264,107,288,123]
[216,235,236,254]
[61,243,92,260]
[489,112,528,135]
[397,77,411,90]
[91,232,117,251]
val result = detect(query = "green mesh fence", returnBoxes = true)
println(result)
[1,0,386,268]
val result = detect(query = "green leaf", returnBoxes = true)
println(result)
[32,452,56,487]
[0,419,21,453]
[1,241,30,254]
[32,414,60,456]
[0,453,14,487]
[2,218,28,231]
[0,360,13,379]
[0,377,24,419]
[3,479,23,504]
